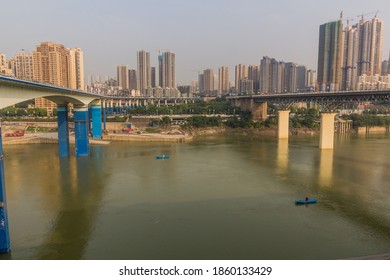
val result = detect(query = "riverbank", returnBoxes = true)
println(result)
[2,133,110,146]
[2,121,389,146]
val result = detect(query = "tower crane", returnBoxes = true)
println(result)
[357,10,379,20]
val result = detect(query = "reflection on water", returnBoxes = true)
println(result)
[319,149,334,188]
[1,134,390,260]
[276,139,289,174]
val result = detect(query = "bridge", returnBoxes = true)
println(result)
[228,89,390,149]
[0,76,198,157]
[1,76,389,254]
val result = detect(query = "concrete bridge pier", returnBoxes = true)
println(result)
[110,100,114,115]
[90,100,102,139]
[320,113,336,149]
[232,98,267,121]
[102,101,107,131]
[74,106,90,157]
[0,129,11,254]
[118,100,122,115]
[57,105,70,157]
[278,110,290,139]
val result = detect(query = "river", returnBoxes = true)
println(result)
[1,133,390,260]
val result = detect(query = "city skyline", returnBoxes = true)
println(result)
[1,0,390,85]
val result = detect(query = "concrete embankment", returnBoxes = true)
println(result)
[2,133,110,146]
[102,133,192,142]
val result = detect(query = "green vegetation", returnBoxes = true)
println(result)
[0,106,48,117]
[342,114,390,128]
[290,108,320,129]
[126,98,236,116]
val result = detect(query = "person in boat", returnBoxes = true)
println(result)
[305,197,309,202]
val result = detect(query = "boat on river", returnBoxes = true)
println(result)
[156,155,169,159]
[295,198,317,205]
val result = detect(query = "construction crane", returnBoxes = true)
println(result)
[357,10,379,20]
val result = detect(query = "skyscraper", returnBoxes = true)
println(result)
[128,69,137,90]
[15,52,34,81]
[137,50,151,94]
[117,65,129,90]
[203,69,214,94]
[151,67,156,88]
[357,16,384,76]
[248,65,260,93]
[235,64,248,93]
[33,41,85,114]
[342,24,359,90]
[284,62,298,93]
[317,16,343,92]
[68,48,84,90]
[260,56,272,93]
[218,66,229,96]
[159,51,176,88]
[296,65,308,91]
[33,42,69,88]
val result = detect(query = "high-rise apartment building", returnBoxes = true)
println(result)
[381,60,389,76]
[218,66,230,95]
[159,51,176,88]
[0,54,14,76]
[203,69,214,93]
[307,70,317,89]
[240,78,254,94]
[33,42,69,87]
[357,16,384,76]
[270,58,280,93]
[137,50,151,94]
[248,65,260,93]
[0,54,6,69]
[33,42,85,114]
[68,48,84,90]
[260,56,272,93]
[235,64,248,93]
[284,62,298,93]
[341,24,359,90]
[128,69,137,90]
[15,53,34,81]
[198,73,204,92]
[296,65,307,91]
[151,67,156,88]
[317,17,343,91]
[117,65,129,90]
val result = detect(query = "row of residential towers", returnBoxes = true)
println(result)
[117,50,176,94]
[198,62,316,96]
[317,13,387,91]
[0,42,84,114]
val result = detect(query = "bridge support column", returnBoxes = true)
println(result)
[103,101,107,131]
[278,110,290,139]
[74,106,90,157]
[91,102,102,139]
[0,128,11,254]
[57,105,70,157]
[252,102,267,121]
[320,113,336,149]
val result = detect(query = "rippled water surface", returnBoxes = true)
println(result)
[1,133,390,259]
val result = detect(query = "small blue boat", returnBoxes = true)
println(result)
[156,155,169,159]
[295,198,317,205]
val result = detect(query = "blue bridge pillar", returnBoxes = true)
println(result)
[91,102,102,139]
[57,105,70,157]
[0,128,11,254]
[103,101,107,131]
[74,106,90,157]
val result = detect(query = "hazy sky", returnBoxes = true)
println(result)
[1,0,390,84]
